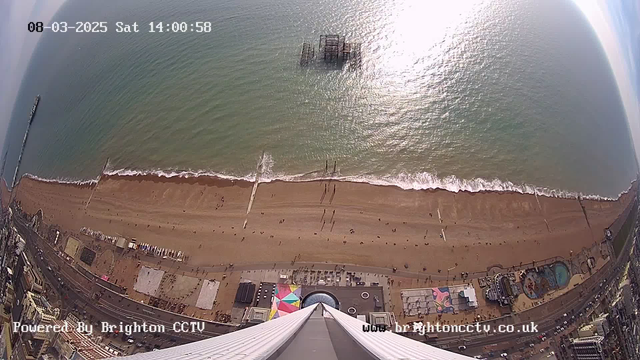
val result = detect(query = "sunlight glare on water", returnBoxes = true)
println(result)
[4,0,637,198]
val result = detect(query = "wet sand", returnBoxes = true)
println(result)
[13,174,636,274]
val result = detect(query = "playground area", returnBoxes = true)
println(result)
[522,262,571,299]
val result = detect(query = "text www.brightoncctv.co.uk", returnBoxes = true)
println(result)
[362,322,539,335]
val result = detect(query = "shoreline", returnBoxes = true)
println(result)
[12,171,637,275]
[17,168,635,201]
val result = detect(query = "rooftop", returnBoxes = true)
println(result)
[52,320,113,359]
[572,335,605,344]
[27,291,54,316]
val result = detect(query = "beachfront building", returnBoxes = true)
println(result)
[457,286,478,309]
[17,291,59,358]
[119,303,475,360]
[242,307,270,325]
[484,273,519,307]
[15,252,43,294]
[0,323,12,360]
[368,312,396,329]
[570,336,606,360]
[578,324,597,337]
[591,314,610,337]
[607,273,640,360]
[49,320,113,359]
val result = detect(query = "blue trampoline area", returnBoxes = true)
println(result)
[522,261,572,299]
[554,262,570,288]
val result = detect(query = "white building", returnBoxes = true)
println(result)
[116,303,475,360]
[571,336,605,360]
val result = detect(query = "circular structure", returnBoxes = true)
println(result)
[302,291,339,309]
[522,261,572,299]
[361,291,370,299]
[347,307,357,315]
[554,262,570,288]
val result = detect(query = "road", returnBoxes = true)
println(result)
[13,208,637,358]
[437,222,636,358]
[14,217,237,349]
[142,254,566,283]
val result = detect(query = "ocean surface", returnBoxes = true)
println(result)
[3,0,637,198]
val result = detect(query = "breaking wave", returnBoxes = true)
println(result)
[338,173,622,201]
[22,173,98,186]
[19,167,626,201]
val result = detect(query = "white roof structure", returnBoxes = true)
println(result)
[115,237,127,249]
[114,303,474,360]
[111,304,318,360]
[462,287,478,308]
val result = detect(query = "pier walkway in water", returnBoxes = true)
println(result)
[243,151,265,229]
[11,95,40,190]
[300,35,362,69]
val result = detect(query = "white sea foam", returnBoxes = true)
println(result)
[18,167,625,201]
[19,150,630,202]
[103,168,257,182]
[258,152,275,180]
[334,173,621,201]
[22,173,98,186]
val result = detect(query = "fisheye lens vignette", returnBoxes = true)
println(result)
[0,0,639,359]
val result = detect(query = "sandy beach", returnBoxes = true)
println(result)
[12,174,636,274]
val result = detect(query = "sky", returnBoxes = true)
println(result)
[573,0,640,167]
[605,0,640,95]
[0,0,65,156]
[0,0,639,165]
